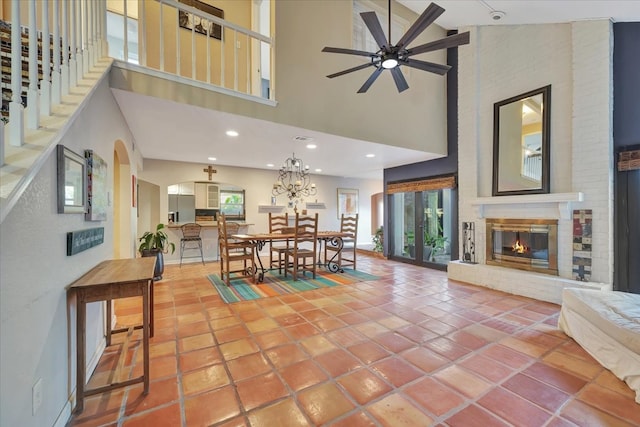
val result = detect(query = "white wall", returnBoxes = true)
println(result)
[138,158,382,251]
[453,20,614,301]
[0,80,137,427]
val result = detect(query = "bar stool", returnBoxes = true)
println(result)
[180,223,205,266]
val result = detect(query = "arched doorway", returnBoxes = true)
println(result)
[113,140,133,259]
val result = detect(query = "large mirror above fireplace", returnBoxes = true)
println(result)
[493,85,551,196]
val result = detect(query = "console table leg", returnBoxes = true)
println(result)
[76,299,86,413]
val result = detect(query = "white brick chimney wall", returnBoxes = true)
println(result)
[450,20,614,304]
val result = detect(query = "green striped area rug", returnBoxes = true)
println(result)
[208,269,379,303]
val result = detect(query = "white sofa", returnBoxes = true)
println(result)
[558,288,640,403]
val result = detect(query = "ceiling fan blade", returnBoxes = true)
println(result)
[405,32,470,57]
[402,58,451,75]
[396,2,445,49]
[322,46,379,58]
[360,11,389,50]
[357,67,384,93]
[390,67,409,93]
[327,62,375,79]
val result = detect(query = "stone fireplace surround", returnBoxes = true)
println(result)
[448,193,611,304]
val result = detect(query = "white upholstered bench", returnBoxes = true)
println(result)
[558,288,640,403]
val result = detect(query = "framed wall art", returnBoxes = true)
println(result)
[85,150,108,221]
[57,145,86,214]
[178,0,224,40]
[337,188,358,219]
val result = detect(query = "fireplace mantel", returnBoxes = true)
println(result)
[471,192,584,219]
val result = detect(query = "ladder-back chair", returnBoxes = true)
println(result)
[325,214,358,270]
[218,213,256,286]
[284,213,318,280]
[268,212,289,273]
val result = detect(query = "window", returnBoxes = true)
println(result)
[106,10,139,64]
[220,190,245,220]
[352,0,407,53]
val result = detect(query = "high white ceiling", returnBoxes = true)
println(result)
[400,1,640,29]
[119,0,640,181]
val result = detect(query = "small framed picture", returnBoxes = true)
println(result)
[337,188,358,219]
[57,145,86,214]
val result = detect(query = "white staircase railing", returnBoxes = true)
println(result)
[2,0,107,163]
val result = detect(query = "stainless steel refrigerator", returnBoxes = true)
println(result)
[168,194,195,223]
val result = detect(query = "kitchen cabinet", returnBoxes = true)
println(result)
[195,183,220,209]
[168,182,194,195]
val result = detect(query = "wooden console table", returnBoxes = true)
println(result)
[68,257,156,413]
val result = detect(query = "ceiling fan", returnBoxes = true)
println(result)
[322,0,470,93]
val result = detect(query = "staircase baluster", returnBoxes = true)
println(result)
[61,0,69,96]
[9,0,24,145]
[52,0,61,104]
[69,0,77,88]
[75,0,84,81]
[26,0,40,129]
[40,0,51,117]
[82,0,89,74]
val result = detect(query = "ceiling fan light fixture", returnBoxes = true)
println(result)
[382,57,398,69]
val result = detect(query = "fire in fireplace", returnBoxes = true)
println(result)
[486,218,558,275]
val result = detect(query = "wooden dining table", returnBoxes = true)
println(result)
[232,231,351,282]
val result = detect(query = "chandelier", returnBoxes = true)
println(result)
[272,153,317,202]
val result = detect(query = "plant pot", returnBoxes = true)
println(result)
[141,249,164,280]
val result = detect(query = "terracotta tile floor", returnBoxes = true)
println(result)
[68,254,639,427]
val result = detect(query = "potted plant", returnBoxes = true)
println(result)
[138,223,175,280]
[372,226,384,254]
[424,231,448,263]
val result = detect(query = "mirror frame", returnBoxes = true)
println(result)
[492,85,551,196]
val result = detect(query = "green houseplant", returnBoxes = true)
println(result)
[138,223,175,280]
[372,226,384,253]
[424,231,448,262]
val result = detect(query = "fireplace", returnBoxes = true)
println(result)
[486,218,558,275]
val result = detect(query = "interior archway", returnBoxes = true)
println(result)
[113,140,133,259]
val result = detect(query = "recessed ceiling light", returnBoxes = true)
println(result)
[366,154,376,158]
[315,168,322,172]
[306,144,317,149]
[208,157,217,161]
[267,163,274,167]
[226,130,239,137]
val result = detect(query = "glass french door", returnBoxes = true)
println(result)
[390,188,453,267]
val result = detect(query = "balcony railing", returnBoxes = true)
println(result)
[108,0,274,103]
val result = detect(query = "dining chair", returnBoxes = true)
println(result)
[268,212,290,274]
[325,213,358,270]
[284,213,318,280]
[218,213,256,286]
[179,223,205,267]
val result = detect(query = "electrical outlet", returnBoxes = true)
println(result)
[32,378,43,415]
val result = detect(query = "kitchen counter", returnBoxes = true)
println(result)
[163,222,253,264]
[167,221,253,228]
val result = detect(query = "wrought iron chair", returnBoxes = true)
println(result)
[218,213,256,286]
[179,223,205,267]
[284,213,318,280]
[325,213,358,270]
